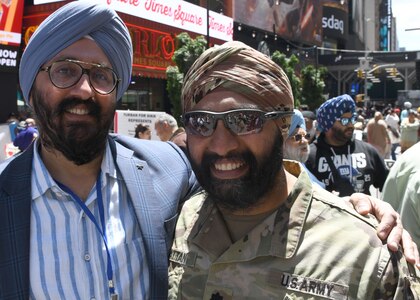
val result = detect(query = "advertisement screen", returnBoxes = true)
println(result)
[322,6,348,40]
[234,0,348,46]
[0,0,24,45]
[0,43,19,71]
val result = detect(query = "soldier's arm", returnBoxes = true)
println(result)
[347,193,420,268]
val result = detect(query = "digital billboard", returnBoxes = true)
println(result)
[0,0,24,45]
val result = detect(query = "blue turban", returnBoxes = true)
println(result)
[19,1,132,104]
[288,109,306,137]
[317,94,356,132]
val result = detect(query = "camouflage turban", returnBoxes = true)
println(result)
[181,41,294,113]
[19,1,133,104]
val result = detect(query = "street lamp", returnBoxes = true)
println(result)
[363,17,372,108]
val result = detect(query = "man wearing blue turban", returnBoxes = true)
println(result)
[305,94,388,197]
[0,2,200,299]
[283,109,324,188]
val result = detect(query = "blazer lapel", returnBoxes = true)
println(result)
[108,138,167,298]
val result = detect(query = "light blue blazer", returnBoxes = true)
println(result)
[0,134,200,299]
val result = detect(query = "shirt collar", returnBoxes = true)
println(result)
[31,139,116,200]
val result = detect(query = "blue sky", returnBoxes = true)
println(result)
[393,0,420,51]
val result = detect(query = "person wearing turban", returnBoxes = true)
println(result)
[0,2,200,299]
[283,109,325,188]
[168,43,419,299]
[305,94,389,197]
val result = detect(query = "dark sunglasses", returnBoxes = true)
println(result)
[337,115,358,126]
[183,109,294,137]
[291,133,311,142]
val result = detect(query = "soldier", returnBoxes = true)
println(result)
[168,41,420,299]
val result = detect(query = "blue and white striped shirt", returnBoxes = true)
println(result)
[29,140,149,299]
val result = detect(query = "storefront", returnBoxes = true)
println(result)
[21,0,233,114]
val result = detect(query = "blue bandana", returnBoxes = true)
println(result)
[19,1,132,104]
[317,94,356,132]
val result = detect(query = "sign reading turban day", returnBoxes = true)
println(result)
[33,0,233,42]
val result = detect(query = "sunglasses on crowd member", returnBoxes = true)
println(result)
[291,132,311,142]
[40,59,120,95]
[183,109,294,137]
[336,114,358,126]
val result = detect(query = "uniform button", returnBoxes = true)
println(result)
[84,253,91,261]
[203,227,210,233]
[90,297,96,300]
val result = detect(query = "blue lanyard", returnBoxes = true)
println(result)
[55,173,117,298]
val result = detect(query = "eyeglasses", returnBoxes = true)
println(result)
[336,115,358,126]
[291,133,311,142]
[40,59,120,95]
[183,109,294,137]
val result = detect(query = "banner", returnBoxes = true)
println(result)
[0,0,24,45]
[33,0,233,42]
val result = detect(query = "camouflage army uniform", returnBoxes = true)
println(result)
[168,161,420,299]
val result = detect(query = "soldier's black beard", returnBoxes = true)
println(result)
[189,133,284,211]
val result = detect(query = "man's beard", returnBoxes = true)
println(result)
[188,133,284,211]
[331,125,353,144]
[283,143,310,163]
[32,89,114,165]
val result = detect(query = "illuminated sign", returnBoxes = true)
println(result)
[322,6,347,40]
[32,0,233,42]
[24,23,176,75]
[0,0,24,45]
[128,23,175,71]
[0,44,18,71]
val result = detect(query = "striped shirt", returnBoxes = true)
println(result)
[29,140,149,299]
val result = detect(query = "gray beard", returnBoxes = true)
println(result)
[283,143,310,163]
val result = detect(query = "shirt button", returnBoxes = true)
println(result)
[90,297,96,300]
[84,253,91,261]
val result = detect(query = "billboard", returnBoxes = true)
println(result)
[0,0,24,45]
[0,43,19,71]
[322,5,348,41]
[234,0,348,46]
[379,0,391,51]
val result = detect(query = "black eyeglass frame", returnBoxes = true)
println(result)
[336,114,358,126]
[39,59,120,95]
[183,108,294,137]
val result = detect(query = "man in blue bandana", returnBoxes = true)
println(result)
[0,2,199,299]
[305,94,389,197]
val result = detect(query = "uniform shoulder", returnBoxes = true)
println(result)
[311,186,380,229]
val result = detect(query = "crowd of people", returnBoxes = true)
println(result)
[1,2,420,299]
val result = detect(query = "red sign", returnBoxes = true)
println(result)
[23,21,176,78]
[128,23,175,72]
[0,0,24,45]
